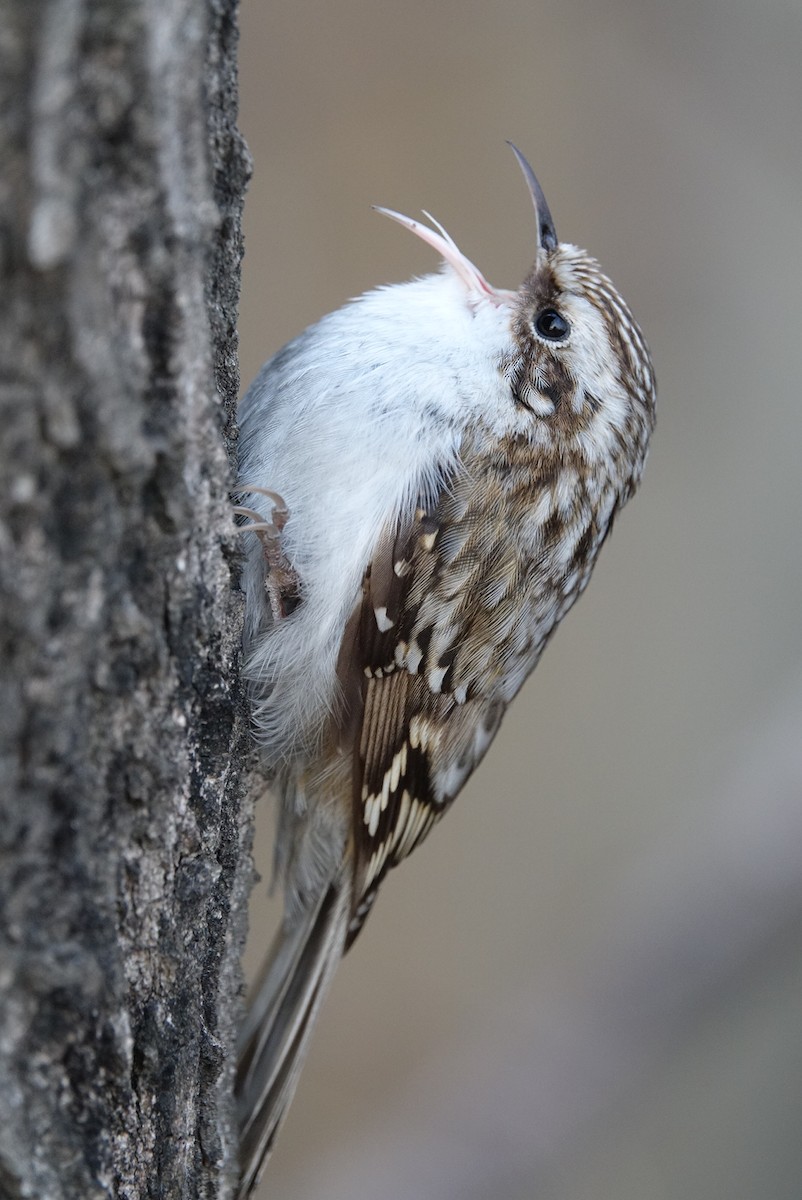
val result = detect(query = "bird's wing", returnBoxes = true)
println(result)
[336,480,514,943]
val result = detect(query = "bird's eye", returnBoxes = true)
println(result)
[534,308,570,341]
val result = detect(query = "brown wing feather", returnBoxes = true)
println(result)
[338,507,455,943]
[339,439,573,944]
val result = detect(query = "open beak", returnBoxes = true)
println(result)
[374,143,557,300]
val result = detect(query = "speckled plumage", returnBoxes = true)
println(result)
[234,149,656,1195]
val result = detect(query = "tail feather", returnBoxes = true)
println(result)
[236,879,351,1197]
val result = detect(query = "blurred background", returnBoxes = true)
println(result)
[237,2,802,1197]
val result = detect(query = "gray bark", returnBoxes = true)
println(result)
[0,1,252,1196]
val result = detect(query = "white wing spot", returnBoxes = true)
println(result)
[374,606,394,632]
[393,789,411,848]
[394,798,422,859]
[364,794,381,837]
[427,665,447,694]
[409,715,441,753]
[406,641,423,674]
[388,741,408,792]
[365,839,393,887]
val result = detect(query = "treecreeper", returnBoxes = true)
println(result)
[234,144,656,1195]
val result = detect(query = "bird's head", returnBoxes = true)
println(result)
[375,144,656,500]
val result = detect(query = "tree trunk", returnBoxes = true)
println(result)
[0,1,251,1196]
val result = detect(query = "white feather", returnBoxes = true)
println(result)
[238,269,516,767]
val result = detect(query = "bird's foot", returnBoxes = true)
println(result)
[234,486,301,620]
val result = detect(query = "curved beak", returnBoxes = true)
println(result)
[507,142,558,257]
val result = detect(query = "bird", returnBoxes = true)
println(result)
[233,143,656,1195]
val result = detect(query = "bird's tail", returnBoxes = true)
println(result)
[236,878,351,1197]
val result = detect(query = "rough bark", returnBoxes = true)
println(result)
[0,1,252,1196]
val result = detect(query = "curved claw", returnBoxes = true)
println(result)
[237,485,289,528]
[233,505,281,537]
[233,487,300,621]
